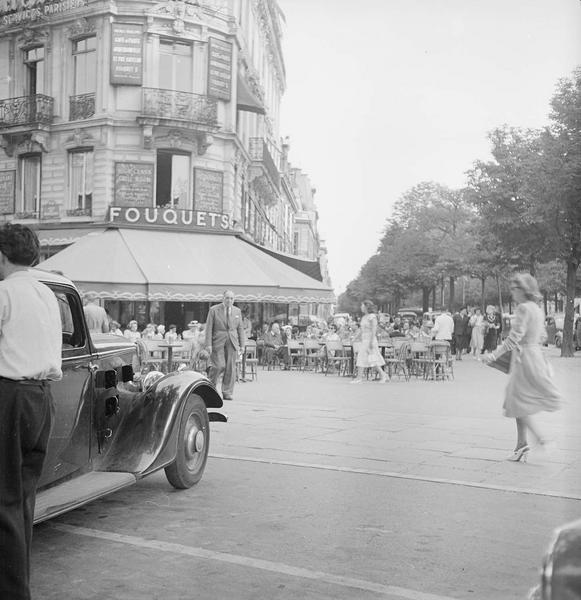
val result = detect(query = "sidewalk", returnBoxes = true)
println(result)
[211,348,581,500]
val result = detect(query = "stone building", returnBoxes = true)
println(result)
[0,0,333,330]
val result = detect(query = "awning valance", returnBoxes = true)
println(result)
[38,228,335,304]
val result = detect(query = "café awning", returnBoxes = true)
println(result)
[236,74,265,115]
[38,228,335,304]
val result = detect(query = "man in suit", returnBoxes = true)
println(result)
[205,290,245,400]
[452,307,470,360]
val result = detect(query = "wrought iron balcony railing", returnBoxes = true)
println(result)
[141,88,218,127]
[69,93,95,121]
[249,137,280,190]
[0,94,54,128]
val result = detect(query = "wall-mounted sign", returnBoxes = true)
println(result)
[114,162,154,207]
[207,37,232,101]
[109,206,233,232]
[0,0,87,27]
[110,23,144,86]
[40,200,61,220]
[194,168,223,212]
[0,170,15,215]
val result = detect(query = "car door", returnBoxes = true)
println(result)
[37,285,94,489]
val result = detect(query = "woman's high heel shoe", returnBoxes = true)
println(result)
[506,445,530,462]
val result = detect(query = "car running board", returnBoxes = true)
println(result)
[34,472,136,524]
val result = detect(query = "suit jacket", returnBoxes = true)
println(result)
[205,303,245,351]
[453,314,470,336]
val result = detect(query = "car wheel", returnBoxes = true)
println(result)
[165,394,209,489]
[555,336,561,348]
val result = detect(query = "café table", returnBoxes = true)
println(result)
[157,342,183,373]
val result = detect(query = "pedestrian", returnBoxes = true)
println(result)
[483,304,502,353]
[205,290,245,400]
[351,300,387,384]
[0,224,62,599]
[83,292,109,334]
[482,273,561,462]
[431,310,454,343]
[453,307,470,360]
[469,308,485,358]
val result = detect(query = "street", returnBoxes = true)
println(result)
[31,352,581,600]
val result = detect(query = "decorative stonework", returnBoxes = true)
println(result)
[67,18,95,39]
[63,128,95,149]
[17,27,49,50]
[0,131,49,156]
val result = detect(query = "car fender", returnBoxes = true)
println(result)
[95,370,223,475]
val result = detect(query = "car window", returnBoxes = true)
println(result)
[52,289,85,349]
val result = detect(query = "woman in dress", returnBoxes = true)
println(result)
[469,308,485,358]
[483,274,561,462]
[351,300,387,384]
[483,305,501,353]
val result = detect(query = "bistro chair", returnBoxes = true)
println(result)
[287,340,305,370]
[303,339,324,372]
[383,340,410,381]
[140,339,168,373]
[243,340,259,381]
[324,341,352,376]
[409,341,430,378]
[424,341,454,381]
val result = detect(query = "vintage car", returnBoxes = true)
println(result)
[31,269,226,524]
[528,518,581,599]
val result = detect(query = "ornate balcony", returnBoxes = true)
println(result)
[0,94,54,129]
[69,93,95,121]
[249,137,280,191]
[140,88,218,128]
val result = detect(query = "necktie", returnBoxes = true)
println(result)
[227,307,231,328]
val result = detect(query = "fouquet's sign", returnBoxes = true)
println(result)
[0,0,87,26]
[109,206,233,232]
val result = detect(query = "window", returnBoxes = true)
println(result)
[19,154,41,214]
[68,149,93,214]
[24,47,45,95]
[72,37,96,95]
[156,151,189,208]
[159,40,192,92]
[53,289,85,349]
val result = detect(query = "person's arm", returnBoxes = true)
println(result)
[487,304,528,360]
[205,309,214,351]
[369,315,377,347]
[236,310,245,349]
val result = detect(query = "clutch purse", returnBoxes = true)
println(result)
[487,350,512,374]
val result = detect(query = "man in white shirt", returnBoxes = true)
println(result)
[432,310,455,342]
[83,292,109,334]
[0,224,62,600]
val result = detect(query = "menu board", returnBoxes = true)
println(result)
[194,168,223,212]
[110,23,144,86]
[207,37,232,100]
[0,171,15,215]
[114,162,154,207]
[40,201,61,220]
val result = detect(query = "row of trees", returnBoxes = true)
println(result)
[338,68,581,356]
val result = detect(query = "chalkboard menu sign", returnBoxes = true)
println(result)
[114,162,154,207]
[110,23,144,86]
[207,37,232,101]
[0,171,15,215]
[194,168,223,212]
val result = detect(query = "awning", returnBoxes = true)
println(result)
[236,74,265,115]
[38,228,335,304]
[37,227,105,247]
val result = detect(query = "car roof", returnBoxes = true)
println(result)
[29,267,76,288]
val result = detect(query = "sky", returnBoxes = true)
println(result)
[277,0,581,296]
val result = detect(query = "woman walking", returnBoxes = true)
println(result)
[351,300,387,384]
[469,308,485,358]
[483,274,561,462]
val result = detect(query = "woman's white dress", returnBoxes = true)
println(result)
[356,314,385,368]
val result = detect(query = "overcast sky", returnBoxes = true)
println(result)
[277,0,581,295]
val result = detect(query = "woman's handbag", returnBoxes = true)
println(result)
[487,350,512,374]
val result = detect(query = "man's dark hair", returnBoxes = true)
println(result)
[0,223,40,266]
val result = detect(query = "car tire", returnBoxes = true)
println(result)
[165,394,209,489]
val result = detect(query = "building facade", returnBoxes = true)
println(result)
[0,0,333,330]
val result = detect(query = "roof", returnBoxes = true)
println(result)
[38,228,336,304]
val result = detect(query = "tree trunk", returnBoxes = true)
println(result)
[431,286,436,311]
[480,277,486,312]
[543,292,548,316]
[561,259,578,357]
[496,274,502,313]
[422,287,430,313]
[440,275,445,309]
[554,292,558,313]
[449,276,455,311]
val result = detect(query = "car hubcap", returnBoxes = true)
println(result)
[184,415,205,470]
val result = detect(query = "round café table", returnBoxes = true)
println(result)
[157,343,183,373]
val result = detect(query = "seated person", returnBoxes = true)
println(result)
[263,322,290,369]
[164,324,181,344]
[123,320,141,342]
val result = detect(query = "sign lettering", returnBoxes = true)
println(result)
[110,23,144,85]
[207,37,232,101]
[194,168,223,212]
[0,170,15,215]
[109,206,233,232]
[0,0,87,27]
[114,162,154,207]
